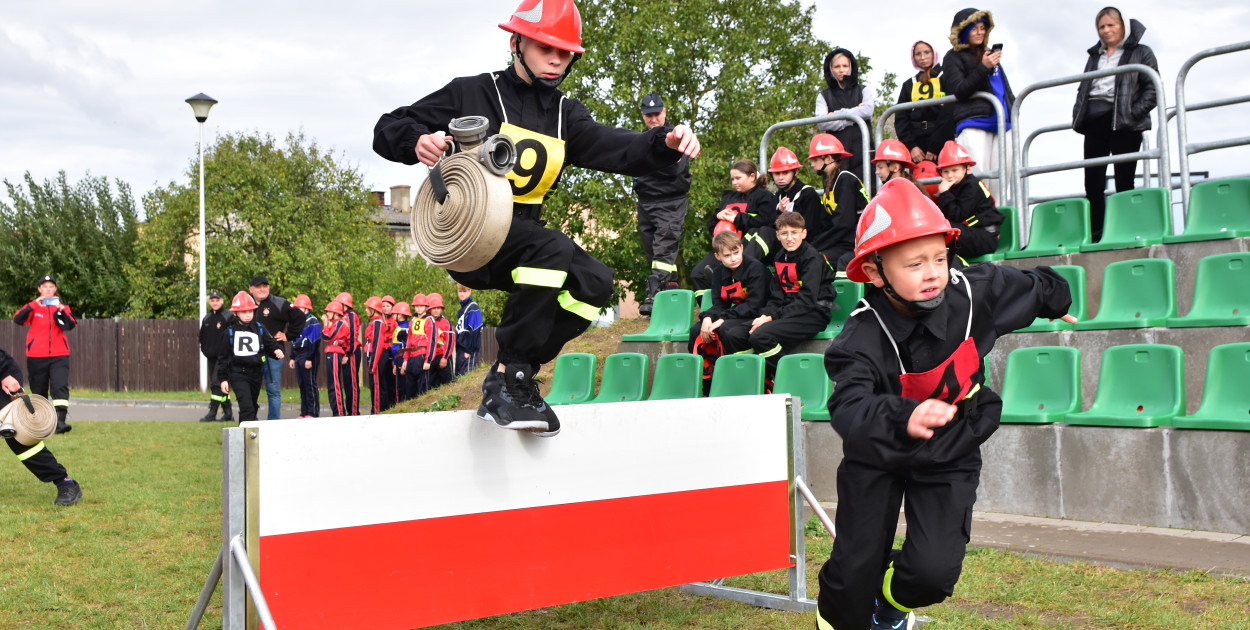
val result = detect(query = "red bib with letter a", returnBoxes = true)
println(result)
[898,336,980,403]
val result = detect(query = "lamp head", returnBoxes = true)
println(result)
[185,93,218,122]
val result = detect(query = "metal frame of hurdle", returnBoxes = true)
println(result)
[186,395,836,630]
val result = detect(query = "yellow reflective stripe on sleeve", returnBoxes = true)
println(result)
[858,183,870,202]
[964,382,982,400]
[512,267,568,288]
[52,399,69,407]
[557,291,600,321]
[651,260,678,273]
[835,270,849,279]
[979,181,992,198]
[759,344,782,359]
[17,442,46,462]
[964,216,980,226]
[882,561,915,612]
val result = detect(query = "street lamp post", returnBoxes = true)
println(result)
[186,93,217,393]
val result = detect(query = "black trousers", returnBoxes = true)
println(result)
[228,368,264,422]
[748,310,830,378]
[28,355,69,413]
[368,349,396,413]
[429,355,455,389]
[1082,101,1143,240]
[325,353,350,417]
[294,355,320,417]
[7,437,68,484]
[952,225,1000,260]
[455,351,479,377]
[637,195,688,284]
[817,454,981,630]
[450,215,613,366]
[206,357,229,408]
[347,348,361,416]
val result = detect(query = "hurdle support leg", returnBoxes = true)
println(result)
[184,546,223,630]
[222,426,247,630]
[682,397,818,612]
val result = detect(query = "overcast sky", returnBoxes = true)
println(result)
[2,1,1248,215]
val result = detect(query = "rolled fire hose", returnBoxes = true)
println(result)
[0,392,56,446]
[411,116,518,273]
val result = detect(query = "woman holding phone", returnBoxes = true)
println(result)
[942,8,1016,201]
[12,275,77,434]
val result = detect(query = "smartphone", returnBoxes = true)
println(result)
[991,43,1004,52]
[41,296,60,306]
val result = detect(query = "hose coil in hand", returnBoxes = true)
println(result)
[0,393,56,446]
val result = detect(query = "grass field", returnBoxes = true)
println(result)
[6,320,1248,628]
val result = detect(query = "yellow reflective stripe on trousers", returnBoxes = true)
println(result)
[17,442,46,461]
[512,267,568,288]
[745,232,770,257]
[732,348,757,355]
[52,399,69,407]
[651,260,677,273]
[882,561,915,612]
[759,344,782,359]
[694,289,708,299]
[816,611,836,630]
[211,394,229,402]
[557,291,600,321]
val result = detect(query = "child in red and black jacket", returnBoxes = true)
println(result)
[362,297,395,414]
[334,292,361,416]
[426,293,456,389]
[403,295,433,398]
[13,275,77,434]
[815,180,1074,630]
[747,212,835,383]
[687,231,772,394]
[936,140,1004,260]
[321,300,352,417]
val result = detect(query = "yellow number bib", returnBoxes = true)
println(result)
[911,77,945,101]
[499,122,566,205]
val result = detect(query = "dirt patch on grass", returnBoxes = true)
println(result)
[388,318,650,413]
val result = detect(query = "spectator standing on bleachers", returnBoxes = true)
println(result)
[249,276,304,420]
[809,133,869,272]
[455,284,484,377]
[895,41,950,165]
[816,48,874,178]
[688,231,772,395]
[634,92,692,317]
[1072,7,1158,242]
[692,160,778,294]
[815,179,1074,630]
[198,290,233,423]
[936,140,1005,260]
[942,8,1015,202]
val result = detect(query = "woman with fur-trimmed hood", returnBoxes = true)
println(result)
[941,8,1015,201]
[816,47,874,179]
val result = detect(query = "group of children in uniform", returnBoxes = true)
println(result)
[214,285,482,422]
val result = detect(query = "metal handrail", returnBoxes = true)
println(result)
[230,536,279,630]
[1175,41,1250,210]
[759,112,872,188]
[1011,63,1170,241]
[874,91,1009,204]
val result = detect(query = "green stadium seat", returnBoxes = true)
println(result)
[1064,344,1184,428]
[772,353,831,420]
[708,354,764,397]
[999,347,1081,423]
[699,289,714,312]
[1172,343,1250,430]
[1005,198,1091,259]
[1073,258,1176,330]
[1163,178,1250,243]
[622,289,695,342]
[545,353,597,406]
[648,353,702,401]
[1166,253,1250,328]
[588,353,649,403]
[813,279,865,340]
[1017,265,1086,332]
[965,206,1018,263]
[1080,188,1171,252]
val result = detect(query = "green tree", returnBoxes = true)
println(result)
[126,131,405,318]
[536,0,893,303]
[0,171,139,318]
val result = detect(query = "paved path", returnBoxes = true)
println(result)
[71,399,303,422]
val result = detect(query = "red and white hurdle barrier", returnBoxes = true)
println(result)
[195,394,821,630]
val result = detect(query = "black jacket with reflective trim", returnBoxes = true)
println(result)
[703,186,779,236]
[824,263,1071,470]
[374,66,682,212]
[763,241,835,321]
[937,174,1003,230]
[700,254,772,322]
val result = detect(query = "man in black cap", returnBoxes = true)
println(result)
[247,276,304,420]
[634,92,692,316]
[197,290,233,422]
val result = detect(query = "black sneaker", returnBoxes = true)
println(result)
[527,365,561,438]
[55,480,82,506]
[870,598,914,630]
[476,363,549,431]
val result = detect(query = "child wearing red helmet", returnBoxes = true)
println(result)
[217,291,285,423]
[374,0,701,437]
[936,140,1005,259]
[690,160,778,299]
[808,133,869,274]
[288,294,322,418]
[335,292,361,416]
[389,302,414,402]
[426,293,457,389]
[815,179,1075,630]
[870,139,927,198]
[362,297,395,414]
[403,294,434,398]
[321,300,351,417]
[771,146,824,256]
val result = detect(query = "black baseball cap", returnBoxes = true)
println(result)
[38,275,56,286]
[208,290,223,299]
[250,275,269,287]
[640,92,664,114]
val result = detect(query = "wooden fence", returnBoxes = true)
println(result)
[0,320,498,392]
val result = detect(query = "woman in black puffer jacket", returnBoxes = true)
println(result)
[1072,7,1159,241]
[941,8,1015,202]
